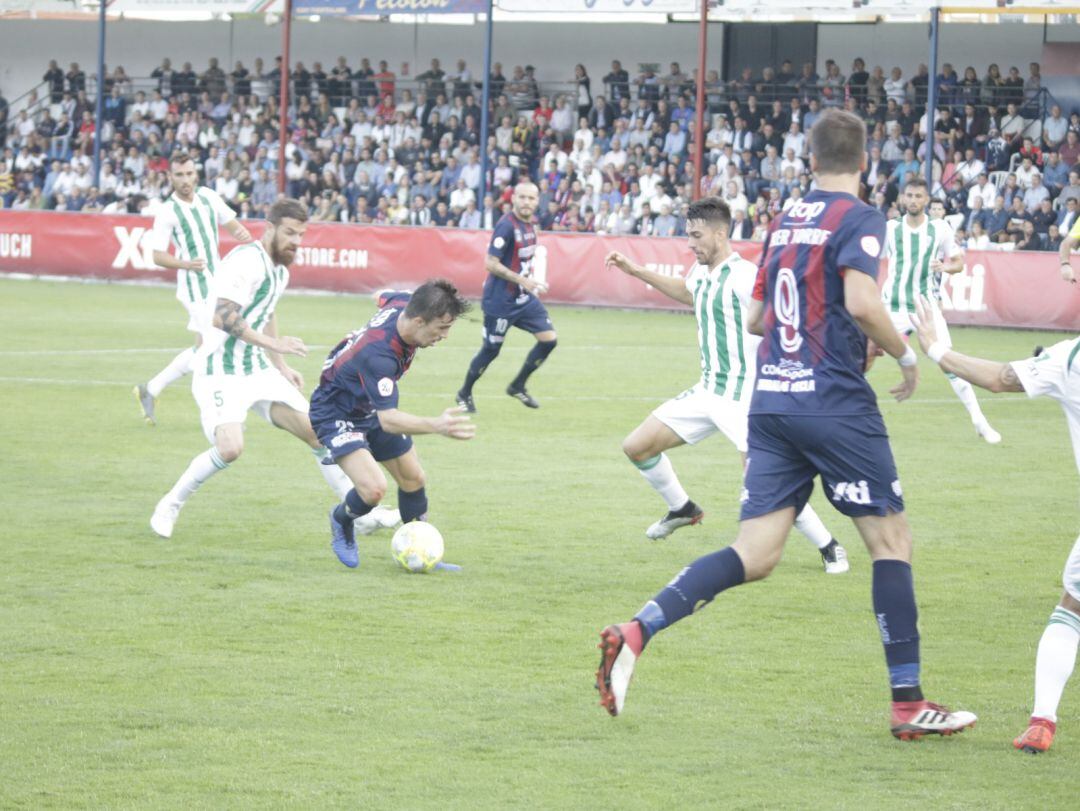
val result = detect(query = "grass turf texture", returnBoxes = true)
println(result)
[0,277,1075,809]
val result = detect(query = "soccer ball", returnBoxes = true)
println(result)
[390,521,444,573]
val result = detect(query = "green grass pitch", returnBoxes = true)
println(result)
[0,277,1076,808]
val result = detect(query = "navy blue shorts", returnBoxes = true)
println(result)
[312,414,413,463]
[483,297,553,345]
[739,412,905,520]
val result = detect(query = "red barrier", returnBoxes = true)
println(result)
[1,210,1077,331]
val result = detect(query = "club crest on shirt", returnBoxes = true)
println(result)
[378,377,394,397]
[861,235,882,257]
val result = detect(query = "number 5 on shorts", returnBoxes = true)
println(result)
[214,390,224,407]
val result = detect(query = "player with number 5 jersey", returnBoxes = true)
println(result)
[596,110,976,742]
[149,200,356,541]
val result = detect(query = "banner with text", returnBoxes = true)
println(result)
[497,0,698,12]
[293,0,488,14]
[1,211,1076,332]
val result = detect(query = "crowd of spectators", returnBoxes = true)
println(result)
[1,53,1079,250]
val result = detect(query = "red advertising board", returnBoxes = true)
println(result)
[1,210,1077,331]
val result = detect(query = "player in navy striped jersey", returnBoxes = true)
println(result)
[312,281,475,568]
[596,110,976,740]
[134,152,252,425]
[456,181,557,411]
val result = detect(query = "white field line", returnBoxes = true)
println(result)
[0,375,1035,407]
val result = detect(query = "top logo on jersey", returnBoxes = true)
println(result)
[786,200,827,221]
[493,236,506,249]
[378,377,394,397]
[861,235,882,258]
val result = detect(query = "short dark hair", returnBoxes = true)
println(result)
[404,279,471,322]
[268,197,308,225]
[169,151,195,167]
[904,177,929,192]
[685,196,732,229]
[809,109,866,174]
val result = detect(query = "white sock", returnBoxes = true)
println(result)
[167,447,228,504]
[634,453,689,510]
[1032,606,1080,723]
[312,446,353,499]
[148,347,196,398]
[794,504,833,550]
[947,373,987,424]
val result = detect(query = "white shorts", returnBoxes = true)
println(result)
[653,384,750,452]
[889,303,952,348]
[180,294,214,334]
[192,370,309,443]
[1063,533,1080,602]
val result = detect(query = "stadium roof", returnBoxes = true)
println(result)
[1,0,1078,22]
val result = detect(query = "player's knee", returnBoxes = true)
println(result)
[216,438,243,464]
[357,481,387,505]
[621,435,649,463]
[404,467,426,491]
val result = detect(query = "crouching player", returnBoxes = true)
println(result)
[312,281,476,568]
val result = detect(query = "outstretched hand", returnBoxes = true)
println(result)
[273,336,308,358]
[909,295,939,354]
[435,405,476,440]
[604,250,636,276]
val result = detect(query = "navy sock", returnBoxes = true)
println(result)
[510,339,557,390]
[398,487,428,523]
[872,559,924,702]
[461,342,502,395]
[333,489,374,526]
[635,547,746,644]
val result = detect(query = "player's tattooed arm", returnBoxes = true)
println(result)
[214,299,248,337]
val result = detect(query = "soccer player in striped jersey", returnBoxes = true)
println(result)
[150,199,358,539]
[597,110,976,740]
[604,196,849,574]
[881,177,1000,444]
[911,295,1080,754]
[133,152,253,425]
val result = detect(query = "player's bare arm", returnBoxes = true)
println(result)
[153,249,206,272]
[225,219,254,244]
[376,405,476,440]
[746,298,764,335]
[844,267,918,401]
[911,295,1025,392]
[930,254,964,275]
[213,298,308,357]
[263,313,304,389]
[485,254,547,295]
[604,250,693,305]
[1060,233,1078,284]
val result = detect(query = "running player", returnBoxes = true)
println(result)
[134,152,253,425]
[604,197,849,573]
[881,177,1000,444]
[150,199,356,538]
[911,294,1078,754]
[456,181,557,411]
[313,281,475,568]
[595,110,977,740]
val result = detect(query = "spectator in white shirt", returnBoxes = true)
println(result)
[723,179,748,215]
[215,169,238,203]
[1015,157,1038,190]
[459,152,481,190]
[956,147,985,185]
[966,221,990,249]
[782,122,806,158]
[638,163,660,199]
[573,117,594,152]
[602,137,627,172]
[542,142,568,175]
[457,199,481,229]
[967,173,996,209]
[550,95,574,140]
[883,66,906,105]
[449,179,475,212]
[1022,173,1049,212]
[1043,104,1068,150]
[780,147,805,177]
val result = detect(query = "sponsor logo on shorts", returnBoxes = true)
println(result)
[330,431,365,448]
[830,480,871,505]
[892,479,903,497]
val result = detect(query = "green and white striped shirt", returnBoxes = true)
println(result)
[685,252,759,403]
[882,215,961,313]
[151,186,236,305]
[201,241,289,377]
